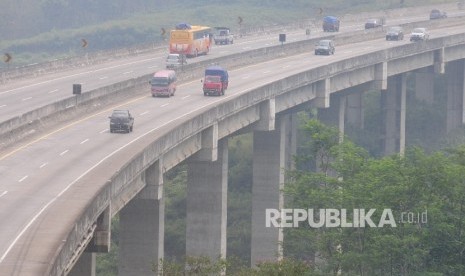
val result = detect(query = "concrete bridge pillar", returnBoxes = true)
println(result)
[446,60,465,133]
[381,74,406,156]
[118,160,164,276]
[414,67,435,104]
[318,93,347,142]
[186,139,228,261]
[346,90,364,130]
[68,253,95,276]
[250,116,292,266]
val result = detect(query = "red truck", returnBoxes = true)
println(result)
[202,66,229,96]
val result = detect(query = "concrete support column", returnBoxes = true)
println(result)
[414,67,435,104]
[250,118,288,266]
[317,94,346,139]
[119,160,164,276]
[68,253,95,276]
[186,139,228,261]
[381,74,406,156]
[284,113,298,172]
[346,91,364,129]
[446,60,465,133]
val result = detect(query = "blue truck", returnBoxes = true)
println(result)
[323,16,340,32]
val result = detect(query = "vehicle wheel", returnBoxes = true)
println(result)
[110,129,113,133]
[130,126,133,132]
[204,92,207,96]
[222,89,225,96]
[314,51,318,55]
[332,49,335,55]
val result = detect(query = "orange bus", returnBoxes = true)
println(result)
[169,24,212,57]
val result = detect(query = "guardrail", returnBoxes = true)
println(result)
[1,15,464,151]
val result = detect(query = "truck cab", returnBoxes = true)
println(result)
[213,27,234,45]
[202,66,229,96]
[323,16,340,32]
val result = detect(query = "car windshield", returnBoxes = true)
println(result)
[152,77,169,85]
[388,27,401,32]
[112,111,128,118]
[205,75,221,82]
[318,40,330,46]
[412,28,424,33]
[167,55,179,61]
[367,19,377,23]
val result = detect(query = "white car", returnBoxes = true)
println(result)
[410,28,429,42]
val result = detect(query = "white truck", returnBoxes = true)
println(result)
[165,53,187,69]
[213,27,234,45]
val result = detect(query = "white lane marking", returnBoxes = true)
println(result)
[80,139,89,145]
[0,105,6,108]
[242,76,250,79]
[282,65,291,69]
[60,150,69,156]
[181,95,191,99]
[140,111,149,116]
[18,176,28,182]
[148,65,158,69]
[263,70,271,74]
[0,90,237,263]
[100,129,108,134]
[39,163,48,169]
[0,191,7,198]
[65,105,75,109]
[123,71,133,75]
[22,97,32,101]
[160,103,169,107]
[0,57,158,96]
[48,89,59,94]
[99,76,108,80]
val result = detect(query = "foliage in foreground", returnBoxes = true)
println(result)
[285,119,465,275]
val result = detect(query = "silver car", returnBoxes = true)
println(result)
[410,28,429,42]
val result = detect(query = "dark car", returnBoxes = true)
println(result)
[314,39,335,55]
[109,110,134,133]
[429,9,447,19]
[365,18,384,29]
[386,26,404,41]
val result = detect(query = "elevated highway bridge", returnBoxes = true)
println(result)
[1,4,465,275]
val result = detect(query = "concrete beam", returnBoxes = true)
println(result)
[446,60,465,133]
[434,48,445,74]
[414,67,435,104]
[381,74,406,156]
[251,118,287,266]
[86,205,111,253]
[186,139,228,261]
[118,160,164,276]
[314,78,330,108]
[191,123,219,162]
[67,253,95,276]
[255,99,276,131]
[373,62,387,90]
